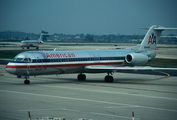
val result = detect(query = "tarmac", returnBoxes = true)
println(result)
[0,43,177,120]
[0,64,177,120]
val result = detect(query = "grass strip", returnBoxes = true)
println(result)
[0,51,23,59]
[141,58,177,68]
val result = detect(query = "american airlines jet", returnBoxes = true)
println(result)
[20,33,45,49]
[6,25,177,84]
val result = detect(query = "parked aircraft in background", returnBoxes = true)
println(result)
[20,33,46,49]
[6,25,177,84]
[0,32,49,49]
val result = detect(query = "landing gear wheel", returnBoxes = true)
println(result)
[104,75,113,83]
[77,74,86,81]
[24,80,30,84]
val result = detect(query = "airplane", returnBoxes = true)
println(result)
[19,33,47,49]
[6,25,177,84]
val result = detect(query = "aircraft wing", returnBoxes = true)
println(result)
[85,66,177,71]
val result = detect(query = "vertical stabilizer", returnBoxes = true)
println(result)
[138,25,162,52]
[138,25,177,52]
[38,33,44,41]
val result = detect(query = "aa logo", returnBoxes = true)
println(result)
[148,33,156,44]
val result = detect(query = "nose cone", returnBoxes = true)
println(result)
[6,63,16,75]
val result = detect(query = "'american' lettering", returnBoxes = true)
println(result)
[46,53,76,58]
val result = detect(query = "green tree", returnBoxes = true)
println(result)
[84,34,94,42]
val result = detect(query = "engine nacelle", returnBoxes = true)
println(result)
[125,53,148,66]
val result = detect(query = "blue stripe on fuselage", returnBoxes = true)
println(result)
[10,56,125,63]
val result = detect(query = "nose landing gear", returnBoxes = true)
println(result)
[24,76,30,84]
[24,79,30,84]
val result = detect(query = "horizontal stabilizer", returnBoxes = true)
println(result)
[140,26,177,30]
[154,27,177,30]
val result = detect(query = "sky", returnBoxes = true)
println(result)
[0,0,177,35]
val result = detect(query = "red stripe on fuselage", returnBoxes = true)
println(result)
[6,62,123,69]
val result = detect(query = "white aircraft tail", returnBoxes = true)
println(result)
[38,33,49,44]
[38,33,44,41]
[138,25,177,52]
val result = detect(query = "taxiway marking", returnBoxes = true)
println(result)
[90,112,139,120]
[19,108,80,112]
[118,70,171,83]
[106,105,177,113]
[0,89,177,113]
[41,85,177,101]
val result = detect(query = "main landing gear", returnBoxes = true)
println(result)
[104,72,114,83]
[104,73,114,83]
[77,73,86,81]
[77,73,114,83]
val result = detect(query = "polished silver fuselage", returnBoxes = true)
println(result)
[6,49,136,76]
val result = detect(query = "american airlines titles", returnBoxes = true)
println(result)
[46,53,76,58]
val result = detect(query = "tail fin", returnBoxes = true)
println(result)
[138,25,177,52]
[38,33,44,41]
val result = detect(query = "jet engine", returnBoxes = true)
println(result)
[125,53,148,66]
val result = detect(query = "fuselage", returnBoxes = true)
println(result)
[6,49,135,76]
[20,40,43,48]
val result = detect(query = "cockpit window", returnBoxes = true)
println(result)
[13,58,23,61]
[23,58,31,62]
[13,58,31,62]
